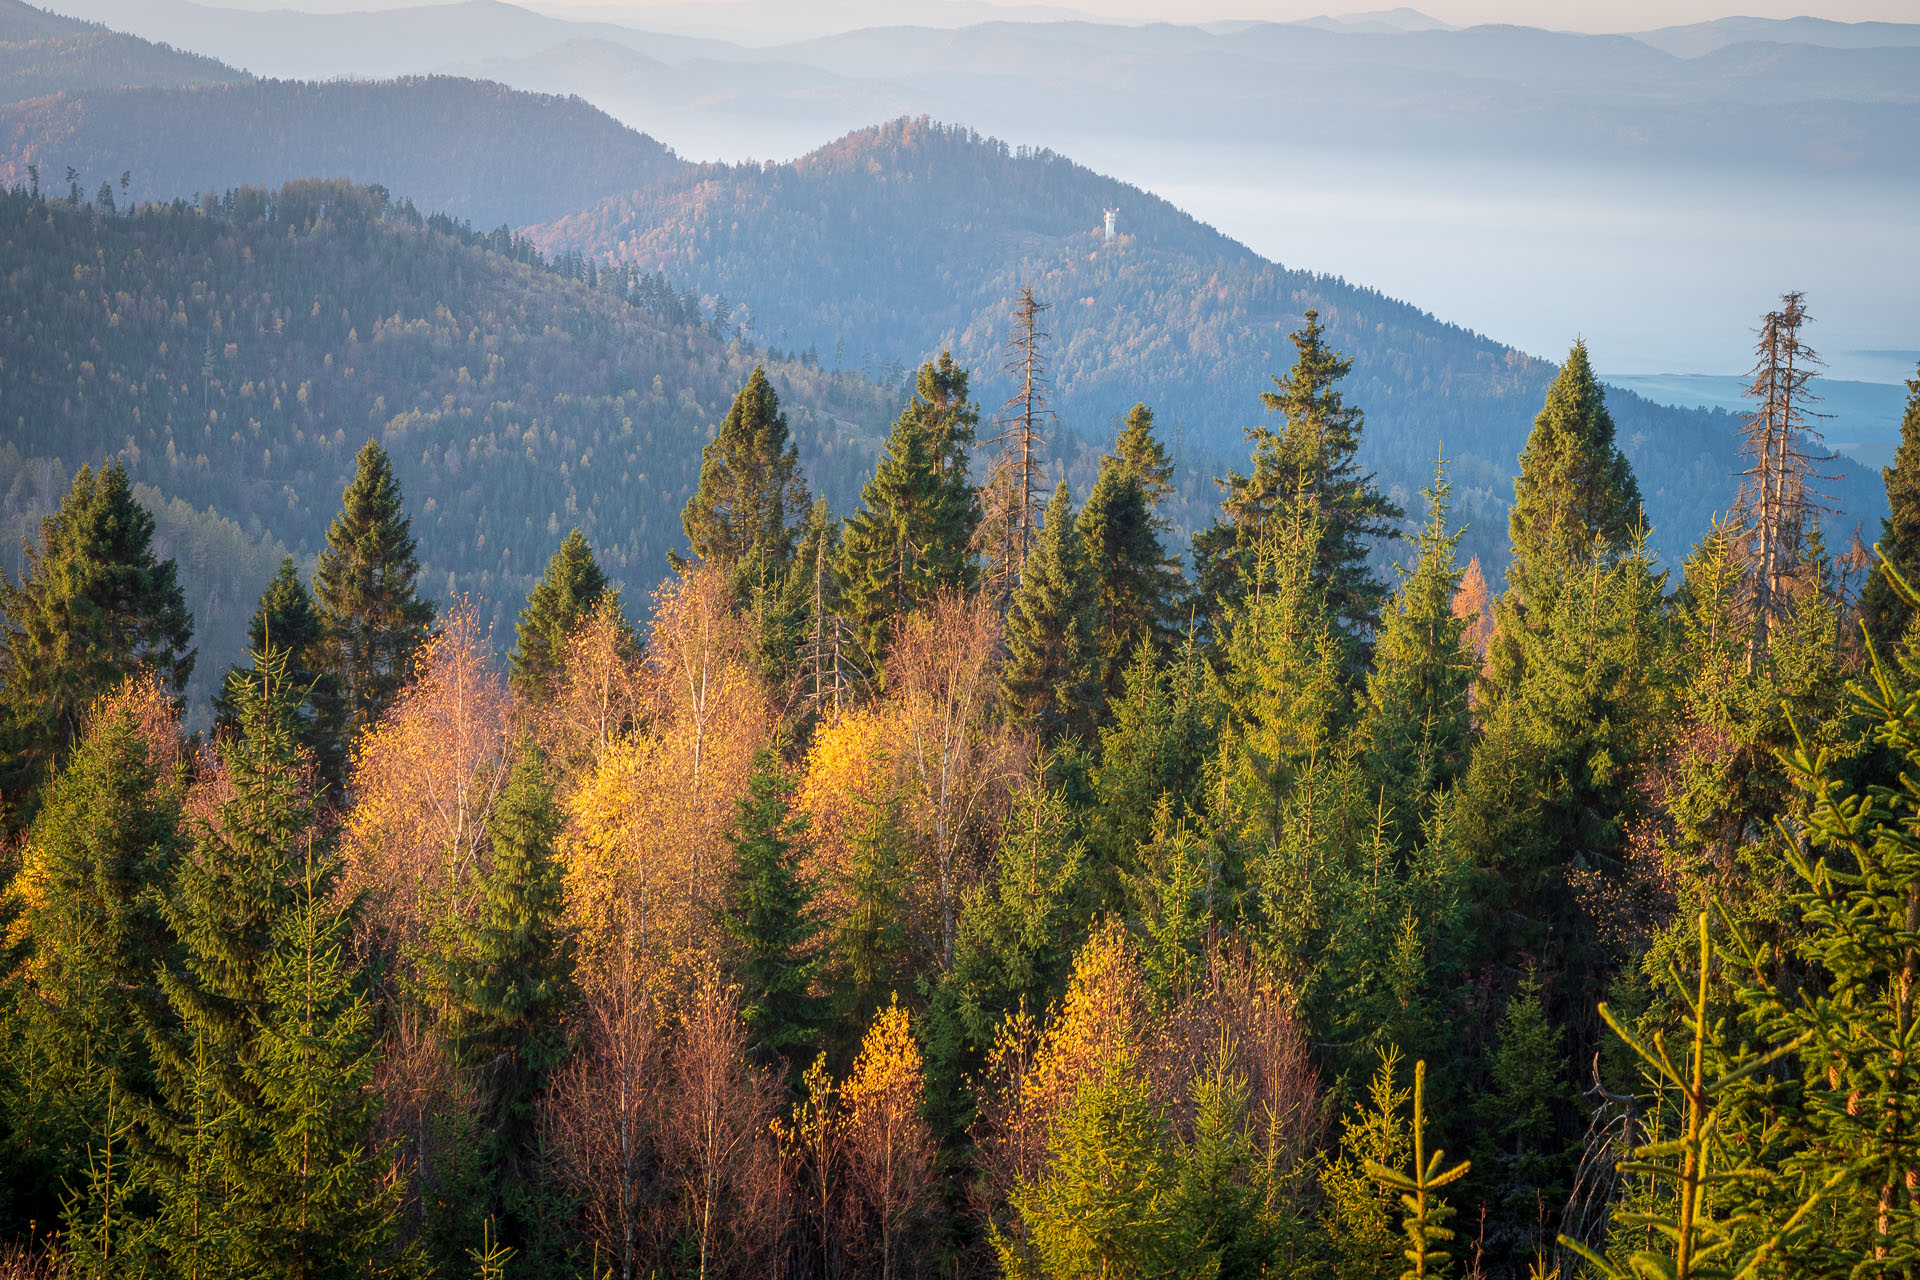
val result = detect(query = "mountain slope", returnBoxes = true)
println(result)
[528,117,1884,569]
[0,0,244,105]
[0,75,684,227]
[0,179,895,703]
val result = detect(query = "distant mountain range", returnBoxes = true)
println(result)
[0,0,242,104]
[24,0,1920,175]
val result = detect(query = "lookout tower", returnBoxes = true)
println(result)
[1103,208,1118,241]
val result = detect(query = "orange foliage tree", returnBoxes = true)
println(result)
[840,999,937,1280]
[339,605,511,946]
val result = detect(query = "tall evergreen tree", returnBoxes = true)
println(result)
[511,529,615,701]
[145,646,406,1277]
[838,353,982,657]
[1090,642,1219,879]
[1485,341,1643,703]
[0,460,193,826]
[1860,362,1920,649]
[218,556,346,790]
[720,748,824,1071]
[313,440,435,745]
[1111,402,1176,508]
[1357,460,1474,835]
[1191,311,1400,651]
[433,745,576,1260]
[12,694,184,1229]
[1001,482,1101,742]
[677,365,807,570]
[1077,413,1182,702]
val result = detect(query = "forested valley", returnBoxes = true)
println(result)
[5,138,1920,1277]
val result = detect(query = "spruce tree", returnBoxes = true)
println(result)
[1472,971,1574,1273]
[218,556,347,790]
[720,748,824,1070]
[1486,341,1643,703]
[1111,402,1175,508]
[0,460,193,826]
[1090,641,1219,878]
[312,440,435,745]
[14,697,184,1227]
[1001,482,1101,742]
[433,745,576,1259]
[677,365,807,570]
[145,646,393,1277]
[1077,417,1182,702]
[1860,362,1920,649]
[838,353,982,657]
[1357,461,1474,835]
[1192,311,1400,651]
[510,529,615,701]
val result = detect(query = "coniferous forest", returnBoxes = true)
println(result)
[6,166,1920,1280]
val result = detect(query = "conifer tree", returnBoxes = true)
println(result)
[1217,507,1349,847]
[511,529,615,701]
[1486,342,1642,703]
[1077,414,1182,702]
[834,783,913,1032]
[838,354,981,657]
[1471,971,1573,1273]
[1192,311,1400,651]
[1091,641,1219,876]
[677,365,807,570]
[1001,482,1101,742]
[433,745,577,1261]
[721,748,824,1071]
[0,460,193,825]
[1112,402,1176,507]
[1358,461,1473,835]
[313,440,436,744]
[146,646,405,1277]
[13,689,183,1223]
[218,556,346,789]
[1860,362,1920,649]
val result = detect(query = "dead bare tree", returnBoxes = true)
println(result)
[1734,291,1832,659]
[985,288,1054,608]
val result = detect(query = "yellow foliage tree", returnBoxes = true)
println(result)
[840,998,936,1280]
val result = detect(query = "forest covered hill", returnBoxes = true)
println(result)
[0,179,896,711]
[0,0,242,105]
[0,74,685,227]
[528,117,1885,571]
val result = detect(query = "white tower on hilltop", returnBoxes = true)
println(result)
[1103,207,1118,241]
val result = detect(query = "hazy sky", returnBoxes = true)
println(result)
[538,0,1920,34]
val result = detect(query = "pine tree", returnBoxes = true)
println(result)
[1358,460,1474,835]
[1192,311,1400,651]
[1077,415,1182,703]
[721,748,824,1071]
[511,529,615,701]
[0,460,193,826]
[837,354,981,658]
[433,745,577,1259]
[218,556,347,791]
[1001,482,1101,742]
[1860,361,1920,649]
[1485,341,1643,704]
[312,440,436,745]
[677,365,808,571]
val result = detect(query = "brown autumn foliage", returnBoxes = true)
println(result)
[563,564,773,989]
[339,605,512,945]
[661,973,785,1280]
[546,942,667,1280]
[369,999,481,1255]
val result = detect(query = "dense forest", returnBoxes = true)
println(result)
[5,204,1920,1279]
[526,117,1886,571]
[0,75,683,228]
[0,179,899,712]
[0,0,241,106]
